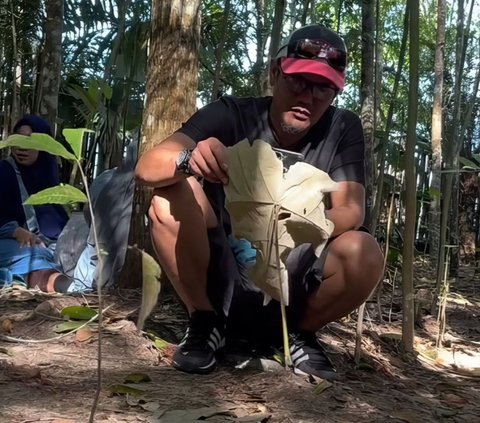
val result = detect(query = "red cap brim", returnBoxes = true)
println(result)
[280,58,345,91]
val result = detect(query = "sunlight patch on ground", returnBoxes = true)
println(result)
[416,344,480,377]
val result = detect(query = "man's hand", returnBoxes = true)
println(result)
[188,137,229,184]
[13,227,45,248]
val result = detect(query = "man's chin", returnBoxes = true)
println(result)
[280,121,309,135]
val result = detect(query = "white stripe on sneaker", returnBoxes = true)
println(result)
[291,347,309,365]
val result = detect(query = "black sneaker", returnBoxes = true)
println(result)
[172,310,225,374]
[289,331,337,380]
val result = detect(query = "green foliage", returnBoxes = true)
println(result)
[108,384,146,396]
[0,134,76,161]
[61,306,97,320]
[54,305,98,334]
[54,321,86,333]
[124,373,152,384]
[25,185,87,205]
[387,246,402,266]
[459,156,480,171]
[63,128,95,158]
[1,130,93,206]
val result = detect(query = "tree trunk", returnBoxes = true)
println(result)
[360,0,375,228]
[39,0,63,133]
[211,0,231,101]
[436,0,466,298]
[252,0,267,94]
[263,0,285,95]
[370,3,408,236]
[118,0,201,288]
[429,0,445,269]
[402,0,419,353]
[9,0,21,131]
[268,0,285,61]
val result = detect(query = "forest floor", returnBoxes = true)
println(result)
[0,261,479,423]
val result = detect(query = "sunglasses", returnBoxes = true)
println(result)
[287,39,347,73]
[280,69,336,99]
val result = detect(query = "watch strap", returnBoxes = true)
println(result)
[175,148,194,175]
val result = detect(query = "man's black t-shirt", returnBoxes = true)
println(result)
[178,95,365,186]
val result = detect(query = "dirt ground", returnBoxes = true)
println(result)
[1,266,479,423]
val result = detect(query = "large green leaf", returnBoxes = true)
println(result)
[63,128,94,159]
[24,185,87,205]
[0,134,76,161]
[61,306,97,320]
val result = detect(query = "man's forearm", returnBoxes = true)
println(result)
[325,206,364,238]
[135,148,185,188]
[135,133,196,188]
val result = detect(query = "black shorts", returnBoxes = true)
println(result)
[206,223,327,345]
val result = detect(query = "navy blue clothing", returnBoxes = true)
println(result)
[0,152,68,239]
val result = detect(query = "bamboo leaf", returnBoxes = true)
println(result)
[24,185,87,205]
[0,134,76,161]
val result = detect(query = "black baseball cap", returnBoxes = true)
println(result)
[275,24,347,90]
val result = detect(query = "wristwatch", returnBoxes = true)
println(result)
[175,148,194,175]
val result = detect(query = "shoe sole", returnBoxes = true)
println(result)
[173,358,216,374]
[172,348,224,375]
[293,366,338,380]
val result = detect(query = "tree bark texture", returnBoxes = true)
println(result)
[252,0,267,94]
[360,0,375,228]
[40,0,63,133]
[119,0,201,288]
[429,0,445,269]
[436,0,466,294]
[211,0,231,101]
[402,0,419,353]
[370,4,408,236]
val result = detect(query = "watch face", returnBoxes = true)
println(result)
[176,149,193,174]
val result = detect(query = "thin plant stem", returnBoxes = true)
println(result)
[76,160,105,423]
[274,205,292,368]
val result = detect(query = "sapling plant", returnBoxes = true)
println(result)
[0,129,105,422]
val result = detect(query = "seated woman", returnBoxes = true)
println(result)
[0,115,71,292]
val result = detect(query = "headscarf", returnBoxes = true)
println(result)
[13,115,53,136]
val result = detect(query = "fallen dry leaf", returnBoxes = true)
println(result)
[75,327,93,342]
[1,318,13,333]
[7,364,42,380]
[389,410,423,423]
[441,392,469,408]
[313,379,333,395]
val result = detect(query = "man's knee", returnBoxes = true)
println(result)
[148,179,218,229]
[328,231,384,279]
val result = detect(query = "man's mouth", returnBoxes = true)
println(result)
[291,107,311,121]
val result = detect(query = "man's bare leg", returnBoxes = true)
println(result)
[300,230,384,332]
[148,178,218,314]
